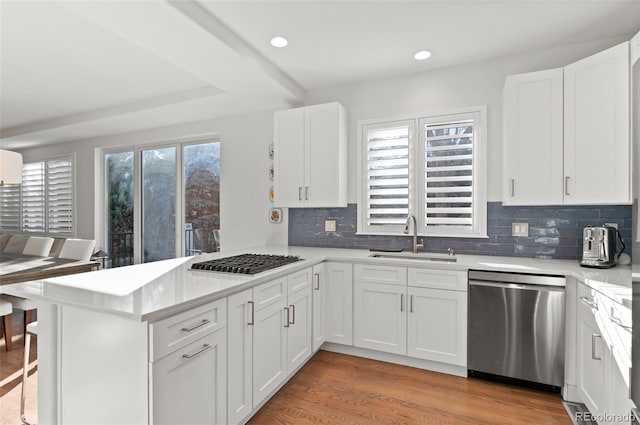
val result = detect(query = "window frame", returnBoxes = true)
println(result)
[357,106,487,238]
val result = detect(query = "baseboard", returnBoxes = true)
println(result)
[563,401,598,425]
[320,342,467,377]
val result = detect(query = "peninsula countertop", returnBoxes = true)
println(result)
[0,246,631,322]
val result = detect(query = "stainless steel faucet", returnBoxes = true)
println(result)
[403,214,424,253]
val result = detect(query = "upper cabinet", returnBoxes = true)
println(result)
[273,102,347,208]
[503,42,631,205]
[564,42,630,205]
[503,68,564,205]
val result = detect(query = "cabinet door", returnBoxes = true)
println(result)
[354,281,407,355]
[274,107,305,207]
[305,102,347,207]
[151,329,227,425]
[577,300,609,418]
[312,264,325,351]
[253,298,288,408]
[287,284,313,374]
[325,262,353,345]
[503,68,564,205]
[407,287,467,366]
[564,42,630,204]
[227,289,253,425]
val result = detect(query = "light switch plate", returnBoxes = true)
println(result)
[512,222,529,237]
[325,220,337,232]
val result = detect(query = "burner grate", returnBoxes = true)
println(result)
[191,253,301,274]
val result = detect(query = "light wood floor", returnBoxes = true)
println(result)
[248,350,572,425]
[0,310,38,425]
[0,317,570,425]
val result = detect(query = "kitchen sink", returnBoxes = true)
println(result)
[369,252,457,262]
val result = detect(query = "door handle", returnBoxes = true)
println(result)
[591,334,601,360]
[410,295,414,313]
[579,296,598,310]
[298,187,303,201]
[182,344,212,359]
[181,319,210,332]
[400,294,404,312]
[284,307,290,327]
[305,186,309,200]
[314,273,320,290]
[510,179,515,197]
[289,304,295,325]
[565,176,570,196]
[247,301,254,326]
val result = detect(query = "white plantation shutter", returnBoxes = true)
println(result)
[0,184,21,231]
[363,121,413,232]
[22,162,46,232]
[47,158,73,233]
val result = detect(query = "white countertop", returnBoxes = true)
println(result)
[0,246,631,321]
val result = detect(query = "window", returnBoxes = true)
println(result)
[359,107,486,237]
[0,156,74,234]
[103,140,220,267]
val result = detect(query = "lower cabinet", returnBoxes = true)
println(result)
[576,282,634,424]
[353,281,407,355]
[150,324,227,425]
[252,268,313,409]
[407,286,467,366]
[324,262,353,345]
[312,263,325,351]
[352,264,468,367]
[227,289,253,425]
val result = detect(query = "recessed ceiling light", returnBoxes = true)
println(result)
[414,50,432,61]
[270,36,289,48]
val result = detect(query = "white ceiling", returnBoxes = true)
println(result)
[2,0,640,150]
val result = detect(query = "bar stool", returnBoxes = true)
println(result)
[21,320,37,425]
[0,299,12,351]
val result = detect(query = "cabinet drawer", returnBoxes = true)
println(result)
[288,267,312,294]
[408,268,467,291]
[354,264,406,286]
[150,298,226,361]
[254,277,287,311]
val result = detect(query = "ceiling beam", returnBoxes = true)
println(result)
[167,0,306,101]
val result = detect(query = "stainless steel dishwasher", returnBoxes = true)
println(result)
[468,270,566,392]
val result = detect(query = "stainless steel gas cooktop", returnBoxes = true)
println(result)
[190,253,301,274]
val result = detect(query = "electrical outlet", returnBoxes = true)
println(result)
[604,222,618,229]
[512,222,529,237]
[325,219,337,232]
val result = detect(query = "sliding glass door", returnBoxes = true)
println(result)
[104,139,220,267]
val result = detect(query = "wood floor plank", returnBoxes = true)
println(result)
[248,351,571,425]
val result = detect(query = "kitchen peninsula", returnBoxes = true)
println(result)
[0,246,631,425]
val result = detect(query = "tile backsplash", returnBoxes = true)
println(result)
[288,202,632,260]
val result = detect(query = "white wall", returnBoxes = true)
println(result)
[304,35,630,202]
[17,110,287,251]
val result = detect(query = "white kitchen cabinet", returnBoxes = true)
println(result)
[577,293,608,418]
[353,281,407,355]
[312,263,325,351]
[252,293,288,408]
[564,42,630,205]
[151,329,227,425]
[407,286,467,366]
[273,102,347,207]
[227,289,253,425]
[325,262,353,345]
[286,278,313,373]
[503,68,564,205]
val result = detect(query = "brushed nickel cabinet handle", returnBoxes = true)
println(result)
[591,334,601,360]
[298,187,302,201]
[314,273,320,290]
[510,179,515,197]
[248,301,255,326]
[579,296,598,310]
[181,319,210,332]
[284,307,290,327]
[565,176,570,196]
[289,304,295,325]
[410,295,414,313]
[305,186,309,200]
[400,294,404,312]
[182,344,212,359]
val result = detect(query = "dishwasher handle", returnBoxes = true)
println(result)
[469,280,566,292]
